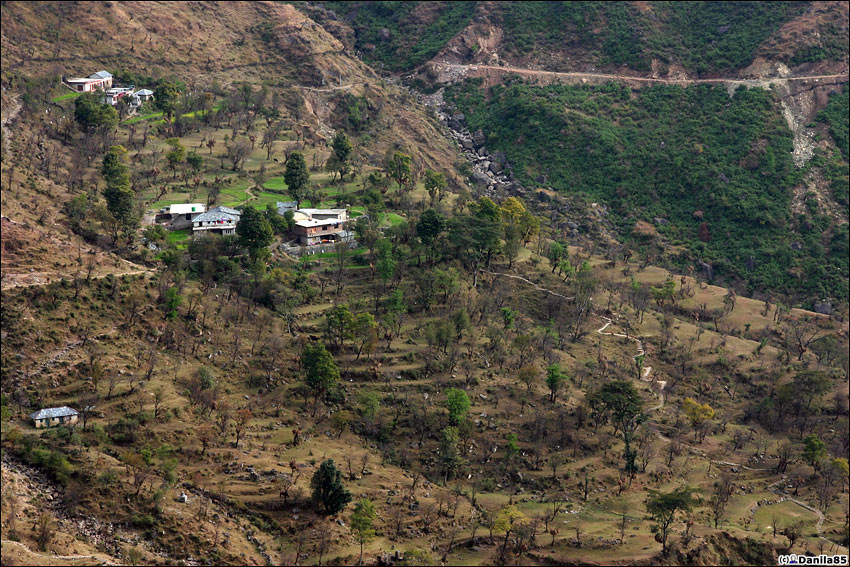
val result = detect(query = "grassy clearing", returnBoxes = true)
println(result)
[51,91,81,102]
[166,229,191,244]
[124,111,164,124]
[253,191,285,209]
[263,177,289,191]
[307,247,367,260]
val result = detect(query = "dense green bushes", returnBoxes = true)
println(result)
[494,1,802,74]
[321,1,476,71]
[649,2,803,75]
[11,435,75,485]
[316,2,823,76]
[446,78,848,302]
[818,85,849,161]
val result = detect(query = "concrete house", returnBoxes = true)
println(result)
[155,203,207,229]
[289,209,351,245]
[102,86,140,107]
[31,406,79,428]
[192,206,241,236]
[63,70,113,92]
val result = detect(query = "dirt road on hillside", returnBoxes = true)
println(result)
[434,62,850,88]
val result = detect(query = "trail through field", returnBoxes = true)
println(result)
[596,316,664,389]
[1,93,23,154]
[481,270,575,300]
[1,540,117,565]
[1,267,151,291]
[589,305,839,547]
[298,84,355,93]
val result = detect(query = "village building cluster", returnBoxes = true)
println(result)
[62,69,154,113]
[154,201,353,244]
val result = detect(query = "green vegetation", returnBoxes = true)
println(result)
[818,85,849,161]
[310,459,352,514]
[319,1,476,71]
[647,2,803,75]
[263,177,289,192]
[124,111,164,125]
[447,78,849,301]
[51,91,81,102]
[166,229,191,245]
[495,2,802,74]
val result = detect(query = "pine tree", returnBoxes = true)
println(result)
[311,459,352,514]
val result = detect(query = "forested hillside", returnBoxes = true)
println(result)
[1,2,848,567]
[315,1,846,75]
[445,78,849,303]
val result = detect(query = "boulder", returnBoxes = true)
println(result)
[489,161,503,174]
[472,129,486,148]
[460,138,474,151]
[813,301,832,315]
[477,147,489,157]
[471,171,490,186]
[378,28,392,41]
[535,174,546,184]
[491,150,507,165]
[653,217,669,225]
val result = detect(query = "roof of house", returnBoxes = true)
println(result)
[164,203,206,215]
[90,71,113,79]
[209,206,241,216]
[295,218,346,228]
[30,406,78,420]
[298,208,347,217]
[193,210,239,224]
[136,89,154,96]
[66,77,100,83]
[277,201,297,209]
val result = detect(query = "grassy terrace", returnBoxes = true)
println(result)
[51,91,81,102]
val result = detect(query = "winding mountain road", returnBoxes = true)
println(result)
[435,62,849,88]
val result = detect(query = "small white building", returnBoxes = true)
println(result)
[30,406,79,428]
[135,89,155,103]
[102,86,136,106]
[155,203,207,229]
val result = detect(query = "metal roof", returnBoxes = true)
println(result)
[136,89,154,96]
[165,203,206,215]
[298,208,347,216]
[210,206,241,216]
[90,71,113,79]
[295,218,345,228]
[30,406,78,420]
[194,211,238,223]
